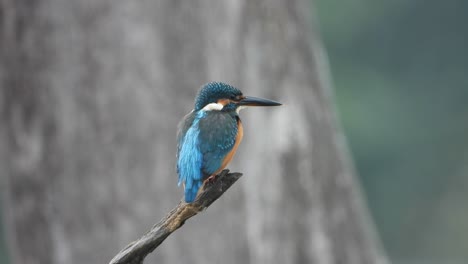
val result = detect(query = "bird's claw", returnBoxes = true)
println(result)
[204,175,217,185]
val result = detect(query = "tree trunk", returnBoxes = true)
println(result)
[0,0,387,263]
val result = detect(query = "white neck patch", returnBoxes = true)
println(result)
[202,103,224,111]
[236,105,247,114]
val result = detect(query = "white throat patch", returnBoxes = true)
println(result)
[236,105,247,114]
[202,103,224,111]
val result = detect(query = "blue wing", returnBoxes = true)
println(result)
[198,111,238,175]
[177,111,202,202]
[177,110,238,202]
[176,110,196,171]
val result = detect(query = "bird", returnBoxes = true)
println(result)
[176,82,282,203]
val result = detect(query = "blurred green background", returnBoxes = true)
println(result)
[315,0,468,263]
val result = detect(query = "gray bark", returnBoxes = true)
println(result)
[0,0,387,264]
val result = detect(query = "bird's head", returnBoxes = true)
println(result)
[194,82,281,113]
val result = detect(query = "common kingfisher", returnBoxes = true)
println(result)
[177,82,281,203]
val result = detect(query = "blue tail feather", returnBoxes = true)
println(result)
[185,180,202,202]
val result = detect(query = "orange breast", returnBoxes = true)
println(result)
[215,119,243,175]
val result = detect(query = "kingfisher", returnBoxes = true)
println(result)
[176,82,281,203]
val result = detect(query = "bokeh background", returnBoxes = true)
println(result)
[1,0,467,264]
[315,0,468,263]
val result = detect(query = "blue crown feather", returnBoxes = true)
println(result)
[194,82,242,111]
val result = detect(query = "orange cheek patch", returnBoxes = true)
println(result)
[217,99,231,106]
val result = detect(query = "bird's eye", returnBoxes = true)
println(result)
[231,95,242,101]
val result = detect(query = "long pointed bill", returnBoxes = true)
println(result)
[239,96,282,107]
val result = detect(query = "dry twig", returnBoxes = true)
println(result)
[109,169,242,264]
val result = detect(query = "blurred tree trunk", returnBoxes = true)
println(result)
[0,0,387,264]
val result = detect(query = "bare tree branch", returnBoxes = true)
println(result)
[109,170,243,264]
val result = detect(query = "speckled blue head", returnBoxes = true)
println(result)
[194,82,243,111]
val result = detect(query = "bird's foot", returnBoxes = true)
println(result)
[204,175,217,185]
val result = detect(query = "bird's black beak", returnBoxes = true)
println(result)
[239,96,282,107]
